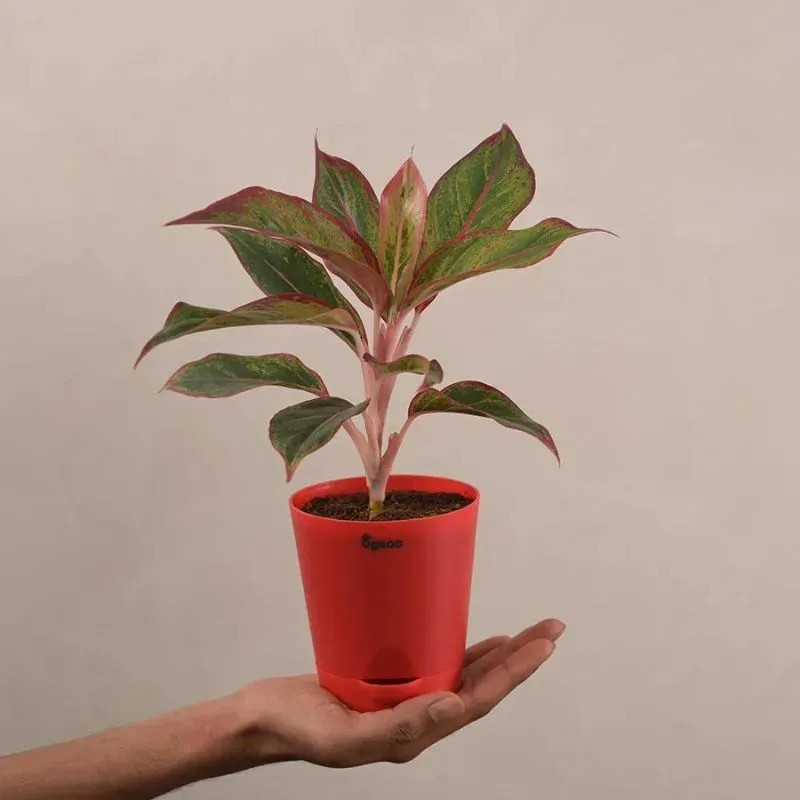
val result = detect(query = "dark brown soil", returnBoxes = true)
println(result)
[302,490,473,521]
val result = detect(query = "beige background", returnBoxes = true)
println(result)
[2,0,799,797]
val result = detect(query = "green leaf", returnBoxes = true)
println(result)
[408,218,603,307]
[421,124,535,258]
[216,227,343,301]
[313,140,380,254]
[167,187,389,309]
[269,396,370,480]
[137,304,223,366]
[364,353,443,387]
[378,158,427,298]
[215,228,364,350]
[408,380,559,461]
[162,353,326,398]
[135,294,358,366]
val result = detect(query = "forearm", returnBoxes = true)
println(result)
[0,694,291,800]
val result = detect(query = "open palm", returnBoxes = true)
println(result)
[237,618,565,767]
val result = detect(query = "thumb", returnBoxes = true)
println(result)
[425,692,466,726]
[374,692,466,749]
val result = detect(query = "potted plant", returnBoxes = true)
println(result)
[136,124,605,712]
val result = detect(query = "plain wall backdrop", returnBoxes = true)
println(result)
[1,0,799,797]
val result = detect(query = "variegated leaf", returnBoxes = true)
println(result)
[378,158,427,297]
[269,397,370,480]
[136,294,358,366]
[167,187,389,309]
[409,219,604,307]
[313,140,380,254]
[162,353,326,398]
[408,380,559,461]
[421,124,535,258]
[364,353,443,387]
[216,228,364,349]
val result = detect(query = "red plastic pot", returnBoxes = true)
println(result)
[289,474,479,712]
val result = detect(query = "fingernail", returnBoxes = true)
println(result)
[553,621,567,640]
[428,695,463,724]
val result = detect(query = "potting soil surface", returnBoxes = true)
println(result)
[301,490,472,521]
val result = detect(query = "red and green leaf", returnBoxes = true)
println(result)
[162,353,326,398]
[135,294,358,366]
[408,219,604,307]
[378,158,427,298]
[215,228,365,348]
[408,380,559,461]
[364,353,443,387]
[167,187,389,309]
[313,140,380,254]
[421,124,535,258]
[269,396,370,480]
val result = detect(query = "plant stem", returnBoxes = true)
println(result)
[360,309,425,515]
[374,414,415,492]
[358,309,385,512]
[346,304,425,516]
[341,420,374,471]
[368,487,385,520]
[375,311,417,427]
[312,363,374,480]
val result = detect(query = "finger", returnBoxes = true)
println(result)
[463,619,564,685]
[517,618,565,643]
[463,635,510,668]
[357,691,466,762]
[467,638,555,719]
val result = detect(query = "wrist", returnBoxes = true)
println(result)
[155,692,293,787]
[210,689,298,769]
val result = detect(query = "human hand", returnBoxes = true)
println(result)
[232,618,565,768]
[0,619,564,798]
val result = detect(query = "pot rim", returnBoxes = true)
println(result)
[289,474,480,527]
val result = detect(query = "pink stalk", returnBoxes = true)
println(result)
[353,307,424,517]
[373,314,407,441]
[316,363,375,478]
[373,413,414,494]
[341,420,374,474]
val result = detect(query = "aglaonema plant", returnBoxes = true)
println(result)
[137,125,606,518]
